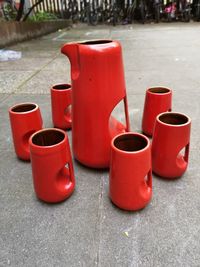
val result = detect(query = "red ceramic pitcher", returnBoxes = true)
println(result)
[51,83,72,130]
[9,103,43,160]
[29,128,75,203]
[152,112,191,179]
[142,86,172,136]
[61,40,130,168]
[109,132,152,211]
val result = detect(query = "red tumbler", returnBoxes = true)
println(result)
[61,40,130,168]
[51,83,72,130]
[152,112,191,179]
[142,86,172,136]
[109,132,152,211]
[29,128,75,203]
[9,103,43,160]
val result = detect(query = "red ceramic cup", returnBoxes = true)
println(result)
[29,128,75,203]
[109,132,152,211]
[142,86,172,136]
[9,103,43,161]
[51,83,72,130]
[152,112,191,179]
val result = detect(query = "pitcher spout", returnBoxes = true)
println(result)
[61,43,80,80]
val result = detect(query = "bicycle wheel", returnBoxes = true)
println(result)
[139,0,146,24]
[154,4,160,22]
[183,9,190,22]
[195,1,200,21]
[90,10,99,25]
[126,4,135,23]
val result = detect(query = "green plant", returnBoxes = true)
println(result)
[29,11,58,21]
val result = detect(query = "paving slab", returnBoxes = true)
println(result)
[0,71,35,94]
[0,58,53,71]
[18,69,70,94]
[0,23,200,267]
[0,150,102,267]
[0,94,10,103]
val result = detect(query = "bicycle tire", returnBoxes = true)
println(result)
[89,11,99,25]
[183,10,190,22]
[140,0,146,24]
[167,12,171,22]
[195,2,200,21]
[126,5,135,23]
[154,5,160,23]
[112,5,118,26]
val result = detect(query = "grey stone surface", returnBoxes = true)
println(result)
[0,151,101,267]
[0,23,200,267]
[18,70,70,94]
[0,71,35,93]
[0,94,10,103]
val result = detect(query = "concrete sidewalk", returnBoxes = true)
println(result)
[0,23,200,267]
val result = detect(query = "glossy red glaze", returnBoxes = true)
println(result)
[152,112,191,179]
[61,40,130,168]
[9,103,43,160]
[51,83,72,130]
[109,132,152,211]
[29,128,75,203]
[142,87,172,136]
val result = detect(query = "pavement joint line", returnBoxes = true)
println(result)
[13,53,59,94]
[0,93,13,104]
[96,176,105,267]
[52,32,68,41]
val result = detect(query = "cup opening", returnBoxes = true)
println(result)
[114,134,148,152]
[148,87,170,94]
[32,129,65,147]
[52,84,71,90]
[11,103,36,113]
[80,40,112,45]
[159,113,189,125]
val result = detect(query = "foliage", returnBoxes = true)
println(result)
[2,1,17,20]
[29,11,58,21]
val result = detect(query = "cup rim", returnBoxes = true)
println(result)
[29,128,67,149]
[111,132,150,154]
[51,83,71,91]
[157,112,191,127]
[147,86,172,95]
[9,102,38,114]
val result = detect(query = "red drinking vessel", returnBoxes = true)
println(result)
[142,86,172,136]
[109,132,152,211]
[9,103,43,160]
[29,128,75,203]
[51,83,72,130]
[152,112,191,179]
[61,40,130,168]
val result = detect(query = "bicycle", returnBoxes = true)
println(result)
[124,0,137,24]
[109,0,119,25]
[178,0,192,22]
[68,0,79,23]
[153,0,163,22]
[193,0,200,20]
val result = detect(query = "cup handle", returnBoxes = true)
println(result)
[57,163,75,192]
[145,170,152,189]
[184,143,190,163]
[176,143,190,168]
[123,96,130,132]
[23,130,35,154]
[64,106,72,125]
